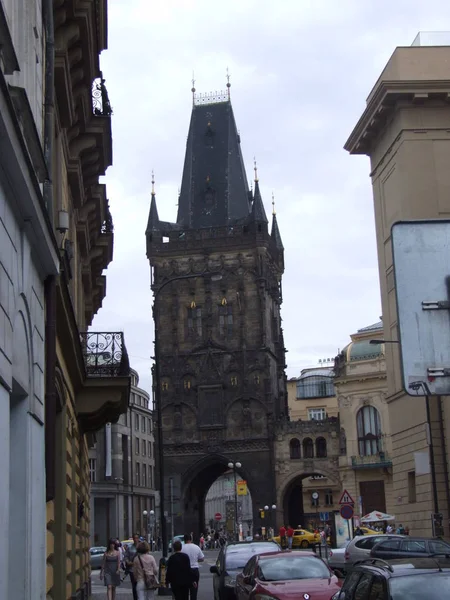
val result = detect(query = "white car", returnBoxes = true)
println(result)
[344,534,404,567]
[328,542,349,572]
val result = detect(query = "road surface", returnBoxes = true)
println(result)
[91,550,219,600]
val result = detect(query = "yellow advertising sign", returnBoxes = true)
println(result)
[237,480,248,496]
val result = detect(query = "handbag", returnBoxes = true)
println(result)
[138,555,159,590]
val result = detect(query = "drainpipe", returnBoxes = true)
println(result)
[437,397,450,530]
[43,0,57,502]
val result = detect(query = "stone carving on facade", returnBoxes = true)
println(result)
[338,395,352,408]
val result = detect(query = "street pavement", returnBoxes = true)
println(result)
[91,550,219,600]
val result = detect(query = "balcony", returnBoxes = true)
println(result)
[77,332,130,432]
[351,452,392,470]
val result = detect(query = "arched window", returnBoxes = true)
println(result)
[357,405,382,456]
[316,437,327,458]
[289,438,301,459]
[303,438,314,459]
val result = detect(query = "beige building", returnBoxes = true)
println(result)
[345,33,450,537]
[334,322,394,520]
[287,366,339,422]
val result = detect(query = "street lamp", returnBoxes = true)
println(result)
[153,271,223,558]
[264,504,277,536]
[228,461,242,541]
[143,510,148,543]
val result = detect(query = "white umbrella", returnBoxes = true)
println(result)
[361,510,395,523]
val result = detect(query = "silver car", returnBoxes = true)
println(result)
[344,534,404,567]
[90,546,106,569]
[328,541,349,572]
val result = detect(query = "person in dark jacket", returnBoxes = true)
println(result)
[166,540,194,600]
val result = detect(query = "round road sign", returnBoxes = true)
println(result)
[340,504,354,520]
[215,512,222,521]
[312,492,319,500]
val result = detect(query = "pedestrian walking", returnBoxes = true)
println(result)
[279,525,287,549]
[166,540,195,600]
[100,538,121,600]
[132,541,159,600]
[181,533,204,600]
[125,533,141,600]
[286,525,294,550]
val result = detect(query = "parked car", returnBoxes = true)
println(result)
[328,541,350,572]
[272,528,320,548]
[90,546,106,569]
[360,526,378,535]
[235,550,341,600]
[210,540,281,600]
[332,556,450,600]
[345,535,404,567]
[371,536,450,559]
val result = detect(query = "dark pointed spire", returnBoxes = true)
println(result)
[250,159,268,223]
[176,97,251,229]
[271,192,283,249]
[145,171,160,234]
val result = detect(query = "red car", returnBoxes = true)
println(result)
[235,550,341,600]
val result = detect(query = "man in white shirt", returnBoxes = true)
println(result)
[181,533,204,600]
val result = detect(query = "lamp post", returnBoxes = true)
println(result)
[143,510,149,542]
[264,504,277,537]
[228,461,242,541]
[153,271,223,558]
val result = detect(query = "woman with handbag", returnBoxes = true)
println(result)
[132,541,159,600]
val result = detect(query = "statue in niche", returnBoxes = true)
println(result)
[339,428,347,456]
[174,407,182,430]
[242,405,252,427]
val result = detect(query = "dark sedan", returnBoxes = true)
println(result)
[210,541,281,600]
[371,537,450,560]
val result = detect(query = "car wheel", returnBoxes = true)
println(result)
[301,540,309,548]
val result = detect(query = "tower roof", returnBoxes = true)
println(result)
[145,193,160,233]
[250,180,268,223]
[271,213,284,249]
[176,100,251,229]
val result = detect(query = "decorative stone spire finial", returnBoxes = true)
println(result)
[191,71,196,105]
[272,191,276,215]
[253,157,258,183]
[151,170,155,197]
[226,67,231,100]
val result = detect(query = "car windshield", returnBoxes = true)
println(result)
[226,544,279,570]
[390,573,450,598]
[258,555,331,581]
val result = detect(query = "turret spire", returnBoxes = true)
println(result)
[145,174,160,234]
[250,165,268,224]
[271,196,283,250]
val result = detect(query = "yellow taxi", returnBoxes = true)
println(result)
[273,528,320,548]
[360,526,378,535]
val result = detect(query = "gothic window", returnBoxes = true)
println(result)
[316,437,327,458]
[161,381,169,392]
[303,438,314,458]
[230,375,238,387]
[187,306,202,337]
[325,489,333,506]
[198,386,223,427]
[289,438,301,459]
[184,379,191,390]
[253,373,260,385]
[357,406,382,456]
[219,304,233,337]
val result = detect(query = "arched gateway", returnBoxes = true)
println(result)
[146,92,287,540]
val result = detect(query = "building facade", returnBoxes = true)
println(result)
[345,34,450,537]
[0,2,59,599]
[287,366,339,421]
[334,322,394,520]
[146,90,287,538]
[274,418,341,531]
[90,368,157,543]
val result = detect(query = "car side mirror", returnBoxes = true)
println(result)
[210,566,218,574]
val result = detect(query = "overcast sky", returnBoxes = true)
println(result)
[92,0,448,394]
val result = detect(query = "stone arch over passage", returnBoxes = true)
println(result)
[180,454,251,538]
[280,467,339,535]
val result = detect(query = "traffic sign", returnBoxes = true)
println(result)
[312,492,319,500]
[215,512,222,521]
[339,489,355,505]
[319,512,329,521]
[340,504,354,520]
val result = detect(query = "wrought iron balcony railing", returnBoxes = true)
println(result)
[92,76,113,116]
[80,332,130,377]
[351,452,392,469]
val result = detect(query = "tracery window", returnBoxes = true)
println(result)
[187,306,202,337]
[219,304,233,336]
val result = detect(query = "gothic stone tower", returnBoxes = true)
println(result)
[146,92,287,536]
